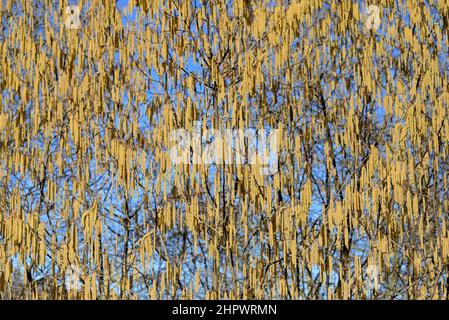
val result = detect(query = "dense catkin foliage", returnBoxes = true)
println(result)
[0,0,449,300]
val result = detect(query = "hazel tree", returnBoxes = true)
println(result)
[1,0,449,300]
